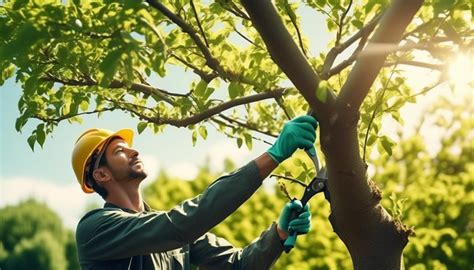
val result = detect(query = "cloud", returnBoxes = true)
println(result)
[167,162,199,180]
[206,141,253,172]
[141,154,160,181]
[0,177,101,230]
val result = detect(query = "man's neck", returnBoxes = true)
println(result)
[105,183,144,212]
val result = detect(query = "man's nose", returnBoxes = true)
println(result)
[127,148,139,158]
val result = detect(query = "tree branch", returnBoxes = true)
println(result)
[159,88,287,127]
[240,0,335,122]
[232,25,263,49]
[32,107,116,123]
[336,0,353,46]
[283,1,308,58]
[322,32,369,80]
[210,118,274,145]
[147,0,224,76]
[217,114,278,137]
[170,52,218,82]
[336,0,424,115]
[190,0,210,48]
[322,12,382,77]
[362,66,397,162]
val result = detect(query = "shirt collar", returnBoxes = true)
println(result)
[103,201,152,213]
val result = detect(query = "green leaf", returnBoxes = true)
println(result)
[79,100,89,112]
[228,82,243,99]
[27,134,37,151]
[0,22,43,61]
[351,19,364,29]
[236,137,243,148]
[244,133,252,150]
[137,122,147,134]
[98,49,122,87]
[195,80,208,97]
[198,126,207,139]
[381,136,393,156]
[316,80,329,103]
[191,130,197,146]
[367,134,377,146]
[316,0,327,7]
[36,124,45,147]
[203,87,215,101]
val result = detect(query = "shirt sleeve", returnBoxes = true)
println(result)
[189,223,284,270]
[76,160,263,261]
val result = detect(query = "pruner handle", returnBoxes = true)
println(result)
[283,200,302,253]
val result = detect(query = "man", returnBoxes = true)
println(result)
[72,115,318,269]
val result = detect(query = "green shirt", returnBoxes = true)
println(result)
[76,161,284,269]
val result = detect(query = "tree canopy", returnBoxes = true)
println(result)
[1,0,471,153]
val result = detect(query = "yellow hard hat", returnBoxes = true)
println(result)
[71,128,134,193]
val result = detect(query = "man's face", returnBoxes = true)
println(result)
[102,138,148,183]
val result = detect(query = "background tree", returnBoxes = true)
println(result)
[0,199,80,270]
[0,0,471,269]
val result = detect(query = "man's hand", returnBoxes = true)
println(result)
[267,115,318,164]
[276,200,311,241]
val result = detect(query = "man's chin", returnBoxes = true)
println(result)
[130,170,148,182]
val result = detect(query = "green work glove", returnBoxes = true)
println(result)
[278,200,311,235]
[267,115,318,164]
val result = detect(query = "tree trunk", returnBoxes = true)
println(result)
[240,0,423,268]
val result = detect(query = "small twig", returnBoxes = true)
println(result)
[232,25,263,49]
[32,107,116,123]
[336,0,353,46]
[275,97,292,120]
[270,174,307,187]
[218,113,278,138]
[209,120,273,146]
[362,66,397,162]
[170,52,217,82]
[190,0,209,48]
[283,1,307,58]
[278,182,292,200]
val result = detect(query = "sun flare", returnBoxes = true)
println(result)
[448,53,474,90]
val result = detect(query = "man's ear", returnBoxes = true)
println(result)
[92,167,111,185]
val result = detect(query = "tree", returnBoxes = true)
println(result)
[0,199,80,270]
[144,97,473,269]
[0,0,471,268]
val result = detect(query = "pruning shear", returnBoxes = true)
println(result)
[283,125,330,253]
